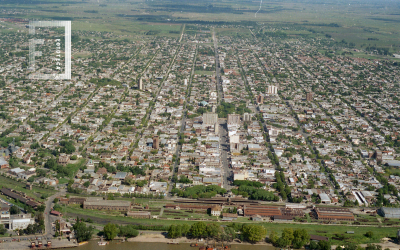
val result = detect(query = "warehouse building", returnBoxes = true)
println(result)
[83,200,131,211]
[126,211,151,219]
[165,204,212,210]
[0,188,40,208]
[379,207,400,218]
[314,207,354,221]
[244,205,282,218]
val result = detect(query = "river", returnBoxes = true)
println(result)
[65,241,277,250]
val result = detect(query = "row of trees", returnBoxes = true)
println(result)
[231,180,279,201]
[269,228,309,248]
[168,222,267,243]
[103,223,139,240]
[171,185,227,199]
[273,171,291,200]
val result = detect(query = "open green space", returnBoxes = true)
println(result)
[61,204,399,245]
[0,0,399,55]
[194,70,215,76]
[0,175,56,202]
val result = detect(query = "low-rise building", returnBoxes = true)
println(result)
[83,200,131,211]
[126,211,151,219]
[211,205,222,216]
[379,207,400,218]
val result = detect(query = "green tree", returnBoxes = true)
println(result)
[241,224,267,243]
[118,225,139,238]
[206,223,221,239]
[275,237,291,247]
[0,224,7,235]
[104,223,119,241]
[292,229,309,249]
[223,226,236,241]
[281,228,294,245]
[60,140,76,154]
[181,224,190,237]
[269,230,279,245]
[365,244,382,250]
[365,231,374,238]
[318,240,332,250]
[168,225,181,239]
[10,206,20,215]
[309,241,318,250]
[190,222,207,238]
[73,219,94,243]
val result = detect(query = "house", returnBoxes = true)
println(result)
[97,167,108,175]
[0,158,9,169]
[114,172,127,180]
[211,205,222,216]
[50,210,62,217]
[58,154,70,164]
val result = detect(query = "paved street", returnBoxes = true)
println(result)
[219,119,232,190]
[44,190,66,238]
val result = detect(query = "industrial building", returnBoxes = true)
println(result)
[314,207,355,221]
[244,205,282,218]
[165,204,212,210]
[0,188,40,208]
[83,200,131,211]
[126,211,151,219]
[0,213,35,230]
[379,207,400,218]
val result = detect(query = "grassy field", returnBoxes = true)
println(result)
[61,203,399,245]
[194,70,215,76]
[0,0,399,54]
[0,175,56,202]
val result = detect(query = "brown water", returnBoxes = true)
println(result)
[66,241,277,250]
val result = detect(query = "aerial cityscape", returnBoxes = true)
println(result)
[0,0,400,249]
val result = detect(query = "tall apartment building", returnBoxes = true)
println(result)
[256,94,264,104]
[306,92,313,102]
[267,85,278,95]
[203,113,218,126]
[138,77,143,90]
[227,114,241,125]
[243,113,252,122]
[153,135,159,149]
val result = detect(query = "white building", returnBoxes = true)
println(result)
[243,113,252,122]
[10,218,35,230]
[267,85,278,95]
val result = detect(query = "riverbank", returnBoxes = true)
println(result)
[126,233,400,250]
[127,233,272,246]
[0,238,77,250]
[127,233,273,246]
